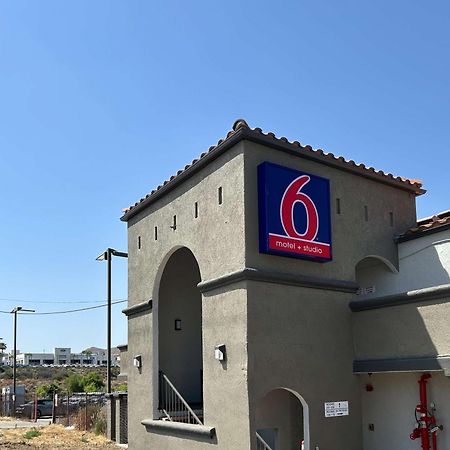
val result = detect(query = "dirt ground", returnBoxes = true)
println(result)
[0,424,117,449]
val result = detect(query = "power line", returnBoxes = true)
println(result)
[0,298,126,305]
[0,300,127,315]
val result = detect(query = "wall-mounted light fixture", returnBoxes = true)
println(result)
[214,344,226,361]
[174,319,182,331]
[133,355,142,369]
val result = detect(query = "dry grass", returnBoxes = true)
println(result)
[0,424,116,449]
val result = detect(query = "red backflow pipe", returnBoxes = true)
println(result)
[410,374,443,450]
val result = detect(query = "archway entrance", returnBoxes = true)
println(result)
[158,247,203,416]
[256,388,308,450]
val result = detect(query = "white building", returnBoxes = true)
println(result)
[12,347,120,366]
[352,210,450,450]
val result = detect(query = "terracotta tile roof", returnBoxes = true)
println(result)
[400,210,450,239]
[121,119,425,221]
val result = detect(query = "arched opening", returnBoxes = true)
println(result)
[157,247,203,418]
[355,255,398,297]
[255,388,309,450]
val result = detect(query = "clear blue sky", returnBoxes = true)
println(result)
[0,1,449,353]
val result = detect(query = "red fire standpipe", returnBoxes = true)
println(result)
[420,374,431,450]
[410,374,443,450]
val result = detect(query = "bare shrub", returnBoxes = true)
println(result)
[73,404,106,435]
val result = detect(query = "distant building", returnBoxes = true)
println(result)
[10,347,120,367]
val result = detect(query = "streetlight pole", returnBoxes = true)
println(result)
[11,307,35,416]
[96,248,128,394]
[0,338,4,366]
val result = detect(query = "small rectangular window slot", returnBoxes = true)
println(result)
[138,236,141,250]
[170,215,177,230]
[389,211,394,227]
[364,205,369,222]
[336,198,341,215]
[218,186,223,205]
[194,202,198,218]
[154,226,158,241]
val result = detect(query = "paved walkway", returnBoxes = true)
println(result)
[0,418,51,429]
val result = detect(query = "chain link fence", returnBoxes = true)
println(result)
[2,391,106,431]
[1,390,128,444]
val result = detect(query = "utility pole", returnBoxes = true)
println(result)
[107,248,112,395]
[0,338,5,365]
[10,307,35,416]
[96,248,128,394]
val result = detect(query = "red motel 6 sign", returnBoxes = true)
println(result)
[258,162,332,262]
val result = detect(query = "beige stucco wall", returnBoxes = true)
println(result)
[127,312,152,449]
[255,389,303,450]
[126,144,252,449]
[352,297,450,360]
[247,282,362,450]
[126,134,422,449]
[127,284,251,450]
[243,140,417,280]
[242,139,418,449]
[127,142,246,310]
[117,345,128,381]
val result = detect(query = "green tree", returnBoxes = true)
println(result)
[83,372,104,392]
[66,373,84,393]
[36,382,59,399]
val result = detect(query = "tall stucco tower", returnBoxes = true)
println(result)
[121,119,423,449]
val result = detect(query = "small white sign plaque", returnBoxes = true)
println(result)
[324,401,349,417]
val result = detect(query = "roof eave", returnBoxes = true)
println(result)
[396,222,450,243]
[243,131,425,196]
[120,127,247,222]
[121,125,424,223]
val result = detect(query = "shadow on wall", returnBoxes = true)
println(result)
[355,255,398,298]
[353,253,450,450]
[355,241,450,298]
[398,237,450,291]
[352,248,450,360]
[353,246,450,359]
[158,247,203,404]
[352,298,449,361]
[255,388,306,450]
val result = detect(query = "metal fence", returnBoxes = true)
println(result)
[1,389,129,445]
[1,391,107,431]
[107,392,128,444]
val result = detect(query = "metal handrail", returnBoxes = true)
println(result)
[159,371,203,425]
[256,431,273,450]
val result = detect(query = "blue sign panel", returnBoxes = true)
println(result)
[258,162,332,262]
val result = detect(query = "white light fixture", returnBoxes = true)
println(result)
[133,355,142,369]
[214,344,226,361]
